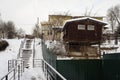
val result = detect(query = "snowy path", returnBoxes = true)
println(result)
[21,39,46,80]
[34,39,43,59]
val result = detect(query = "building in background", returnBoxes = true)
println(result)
[41,15,104,41]
[63,17,107,58]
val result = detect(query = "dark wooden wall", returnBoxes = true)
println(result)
[63,20,103,44]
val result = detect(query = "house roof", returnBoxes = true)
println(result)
[63,17,107,31]
[64,17,107,24]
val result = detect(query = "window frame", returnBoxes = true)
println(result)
[87,25,95,30]
[78,25,85,30]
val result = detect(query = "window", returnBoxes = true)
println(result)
[87,25,94,30]
[78,25,85,30]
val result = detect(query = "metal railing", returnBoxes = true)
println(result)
[33,59,67,80]
[0,60,24,80]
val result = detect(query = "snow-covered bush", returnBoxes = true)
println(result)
[45,40,66,55]
[0,40,9,51]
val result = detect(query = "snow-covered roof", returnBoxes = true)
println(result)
[62,17,108,31]
[64,17,108,25]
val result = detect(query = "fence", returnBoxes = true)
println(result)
[33,59,67,80]
[56,59,102,80]
[0,60,24,80]
[41,40,57,69]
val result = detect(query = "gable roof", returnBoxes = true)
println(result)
[63,17,107,31]
[65,17,107,24]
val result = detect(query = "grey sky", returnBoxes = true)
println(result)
[0,0,120,34]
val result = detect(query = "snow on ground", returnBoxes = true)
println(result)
[101,40,120,54]
[21,68,46,80]
[34,39,43,59]
[0,39,22,78]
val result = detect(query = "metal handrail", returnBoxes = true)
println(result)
[1,65,18,80]
[34,59,67,80]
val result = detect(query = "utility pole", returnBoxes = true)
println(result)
[36,17,39,38]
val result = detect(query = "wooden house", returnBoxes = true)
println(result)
[62,17,107,58]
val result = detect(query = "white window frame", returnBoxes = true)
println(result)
[87,25,94,30]
[78,25,85,30]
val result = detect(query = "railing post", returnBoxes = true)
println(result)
[33,39,35,68]
[8,60,10,72]
[23,61,25,72]
[5,76,8,80]
[42,60,44,72]
[5,75,8,80]
[18,65,20,80]
[15,60,17,66]
[14,69,15,80]
[20,61,23,76]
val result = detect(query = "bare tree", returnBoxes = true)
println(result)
[0,20,4,39]
[107,4,120,44]
[32,24,40,38]
[0,19,16,39]
[49,11,71,41]
[107,4,120,33]
[5,21,16,38]
[17,28,25,38]
[83,6,98,16]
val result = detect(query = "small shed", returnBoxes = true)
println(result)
[63,17,107,44]
[62,17,107,57]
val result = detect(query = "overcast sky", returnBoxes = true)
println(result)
[0,0,120,34]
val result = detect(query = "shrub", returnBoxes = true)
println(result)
[0,40,9,51]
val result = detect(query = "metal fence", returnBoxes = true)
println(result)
[0,60,24,80]
[41,40,57,69]
[56,58,120,80]
[56,59,102,80]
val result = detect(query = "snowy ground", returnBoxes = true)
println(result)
[0,39,46,80]
[101,40,120,54]
[21,68,46,80]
